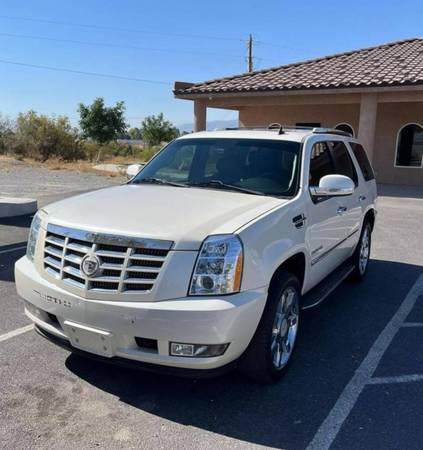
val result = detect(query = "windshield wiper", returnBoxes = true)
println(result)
[188,180,265,196]
[132,177,186,187]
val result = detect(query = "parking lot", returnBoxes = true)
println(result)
[1,168,423,449]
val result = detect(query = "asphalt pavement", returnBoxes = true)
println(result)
[0,184,422,450]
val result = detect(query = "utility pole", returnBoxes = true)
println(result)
[247,34,253,72]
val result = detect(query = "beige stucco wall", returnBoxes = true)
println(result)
[238,102,423,186]
[239,104,360,133]
[373,102,423,185]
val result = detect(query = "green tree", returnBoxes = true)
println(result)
[140,113,179,146]
[78,97,127,144]
[128,127,142,140]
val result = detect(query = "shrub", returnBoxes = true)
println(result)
[11,111,84,161]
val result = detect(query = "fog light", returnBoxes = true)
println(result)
[170,342,229,357]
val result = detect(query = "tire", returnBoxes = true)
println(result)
[239,271,301,383]
[350,220,372,281]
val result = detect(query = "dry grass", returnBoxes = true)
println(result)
[0,155,128,177]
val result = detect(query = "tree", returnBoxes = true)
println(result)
[128,127,142,140]
[140,113,179,146]
[78,97,127,144]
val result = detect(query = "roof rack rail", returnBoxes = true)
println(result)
[312,127,352,137]
[215,124,352,137]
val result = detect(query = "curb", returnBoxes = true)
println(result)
[0,197,38,218]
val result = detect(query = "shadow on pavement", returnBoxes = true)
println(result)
[0,242,27,282]
[0,214,33,228]
[65,259,423,449]
[377,183,423,200]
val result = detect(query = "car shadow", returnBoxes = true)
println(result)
[0,242,27,282]
[64,259,423,449]
[0,213,33,228]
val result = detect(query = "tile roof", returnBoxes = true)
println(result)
[174,38,423,96]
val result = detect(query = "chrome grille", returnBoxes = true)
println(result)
[43,223,173,294]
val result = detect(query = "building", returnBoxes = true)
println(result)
[174,38,423,186]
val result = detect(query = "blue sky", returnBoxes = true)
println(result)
[0,0,422,128]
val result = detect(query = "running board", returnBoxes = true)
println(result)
[301,263,354,310]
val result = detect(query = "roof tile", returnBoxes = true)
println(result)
[175,38,423,95]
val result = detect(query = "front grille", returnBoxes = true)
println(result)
[43,224,173,294]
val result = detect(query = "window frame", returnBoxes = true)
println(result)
[394,122,423,169]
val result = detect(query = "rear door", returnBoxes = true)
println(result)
[328,140,362,259]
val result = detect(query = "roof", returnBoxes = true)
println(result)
[174,38,423,96]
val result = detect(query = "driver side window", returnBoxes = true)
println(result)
[309,142,334,186]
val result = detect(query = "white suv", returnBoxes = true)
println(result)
[15,125,377,383]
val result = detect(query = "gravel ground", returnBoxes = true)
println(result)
[1,159,125,201]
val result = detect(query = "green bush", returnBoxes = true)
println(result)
[138,145,162,162]
[8,111,84,161]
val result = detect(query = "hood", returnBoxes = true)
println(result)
[43,184,285,250]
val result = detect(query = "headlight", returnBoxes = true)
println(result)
[189,235,243,295]
[26,210,46,261]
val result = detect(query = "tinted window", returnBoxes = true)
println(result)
[350,142,375,181]
[133,138,301,197]
[309,142,334,186]
[329,141,358,184]
[395,124,423,167]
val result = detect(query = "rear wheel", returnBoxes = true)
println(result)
[239,272,300,383]
[350,221,372,281]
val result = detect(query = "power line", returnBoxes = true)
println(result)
[0,14,245,42]
[0,58,172,84]
[0,31,246,59]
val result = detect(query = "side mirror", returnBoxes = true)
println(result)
[310,174,354,197]
[126,164,143,179]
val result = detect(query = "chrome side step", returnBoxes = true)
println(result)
[301,263,354,310]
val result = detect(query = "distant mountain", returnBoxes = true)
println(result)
[177,119,238,133]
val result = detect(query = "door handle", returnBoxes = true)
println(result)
[359,195,367,202]
[337,206,347,214]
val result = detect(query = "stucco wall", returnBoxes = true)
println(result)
[373,102,423,185]
[239,104,360,134]
[239,102,423,186]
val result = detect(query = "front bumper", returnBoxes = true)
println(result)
[15,256,267,371]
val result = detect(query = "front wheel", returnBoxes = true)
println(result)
[350,221,372,281]
[239,272,300,383]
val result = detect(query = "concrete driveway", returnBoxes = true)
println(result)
[0,182,422,449]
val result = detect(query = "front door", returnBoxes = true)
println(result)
[305,141,353,288]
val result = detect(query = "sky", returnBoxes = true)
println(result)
[0,0,422,129]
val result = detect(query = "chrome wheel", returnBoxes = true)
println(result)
[271,286,299,369]
[359,226,370,275]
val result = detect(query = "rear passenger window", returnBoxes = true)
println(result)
[309,142,334,186]
[350,142,375,181]
[329,141,358,185]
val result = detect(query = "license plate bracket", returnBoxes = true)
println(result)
[63,321,114,358]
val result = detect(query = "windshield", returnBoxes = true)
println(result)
[132,138,301,197]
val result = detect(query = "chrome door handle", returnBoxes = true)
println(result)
[337,206,347,214]
[359,195,367,202]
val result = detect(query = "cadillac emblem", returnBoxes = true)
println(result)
[80,254,101,278]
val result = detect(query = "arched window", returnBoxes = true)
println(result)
[395,123,423,168]
[334,123,354,137]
